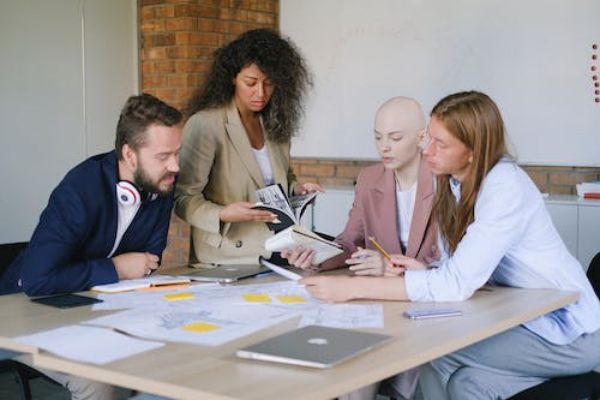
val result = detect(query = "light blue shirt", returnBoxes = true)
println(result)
[405,160,600,345]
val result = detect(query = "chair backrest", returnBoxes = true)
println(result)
[587,252,600,300]
[0,362,28,400]
[0,242,28,278]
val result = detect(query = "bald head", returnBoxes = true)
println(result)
[373,97,425,177]
[374,96,426,134]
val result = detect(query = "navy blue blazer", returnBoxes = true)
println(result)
[1,151,174,296]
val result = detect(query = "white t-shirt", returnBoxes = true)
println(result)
[253,145,274,186]
[107,199,140,258]
[395,181,417,250]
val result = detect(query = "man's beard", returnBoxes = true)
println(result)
[133,163,175,196]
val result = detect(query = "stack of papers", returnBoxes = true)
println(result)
[576,181,600,199]
[15,281,385,365]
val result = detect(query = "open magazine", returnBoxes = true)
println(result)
[253,184,318,232]
[264,225,343,265]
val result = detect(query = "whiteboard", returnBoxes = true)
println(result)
[282,0,600,166]
[0,0,137,243]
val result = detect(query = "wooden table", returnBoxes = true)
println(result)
[0,284,578,400]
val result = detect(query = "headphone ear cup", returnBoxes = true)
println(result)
[116,181,140,206]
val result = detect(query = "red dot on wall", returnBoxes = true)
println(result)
[593,66,598,71]
[594,55,598,60]
[594,75,599,81]
[594,44,599,50]
[596,90,600,95]
[596,97,600,103]
[596,82,600,87]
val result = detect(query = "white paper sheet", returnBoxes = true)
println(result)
[93,283,220,311]
[93,281,318,311]
[14,325,164,365]
[299,304,384,329]
[84,303,300,346]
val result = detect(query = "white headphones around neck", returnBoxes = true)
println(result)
[116,180,157,206]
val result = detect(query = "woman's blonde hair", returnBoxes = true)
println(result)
[431,91,509,254]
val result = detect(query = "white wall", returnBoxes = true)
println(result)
[0,0,138,243]
[282,0,600,166]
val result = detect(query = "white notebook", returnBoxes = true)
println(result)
[91,275,190,293]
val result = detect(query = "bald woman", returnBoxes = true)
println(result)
[283,97,440,400]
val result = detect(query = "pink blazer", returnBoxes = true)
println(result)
[321,159,439,270]
[319,159,439,398]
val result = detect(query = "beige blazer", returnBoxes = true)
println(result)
[321,159,439,270]
[175,101,295,266]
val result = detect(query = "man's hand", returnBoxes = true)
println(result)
[112,252,159,280]
[219,202,277,223]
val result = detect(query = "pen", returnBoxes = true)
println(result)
[368,236,392,261]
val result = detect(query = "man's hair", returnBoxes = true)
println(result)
[115,93,182,159]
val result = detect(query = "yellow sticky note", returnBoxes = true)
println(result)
[163,292,195,301]
[181,321,220,333]
[242,293,271,303]
[277,294,306,304]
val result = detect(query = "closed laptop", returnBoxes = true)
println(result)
[180,264,269,283]
[236,325,392,368]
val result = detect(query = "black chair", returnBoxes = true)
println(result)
[0,242,27,279]
[508,371,600,400]
[0,242,68,400]
[587,252,600,299]
[508,253,600,400]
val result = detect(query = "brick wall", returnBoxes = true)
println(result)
[139,0,278,110]
[139,1,600,266]
[291,158,600,195]
[139,0,279,266]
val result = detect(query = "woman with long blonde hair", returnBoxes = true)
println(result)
[302,91,600,399]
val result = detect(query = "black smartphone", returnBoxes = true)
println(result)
[31,293,103,309]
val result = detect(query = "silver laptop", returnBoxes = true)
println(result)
[180,264,269,283]
[236,325,392,368]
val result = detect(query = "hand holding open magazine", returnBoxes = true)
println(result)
[264,224,343,265]
[253,184,318,232]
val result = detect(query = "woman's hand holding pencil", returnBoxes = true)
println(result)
[365,236,428,276]
[384,254,428,276]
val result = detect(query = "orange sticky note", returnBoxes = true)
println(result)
[181,321,220,333]
[276,294,306,304]
[242,293,271,303]
[162,292,195,301]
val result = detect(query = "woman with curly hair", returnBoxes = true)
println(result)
[175,29,321,267]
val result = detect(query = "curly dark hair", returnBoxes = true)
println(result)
[186,28,312,143]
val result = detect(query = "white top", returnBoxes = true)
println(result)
[253,146,274,186]
[405,159,600,345]
[107,199,140,258]
[395,181,417,250]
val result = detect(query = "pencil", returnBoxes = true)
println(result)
[368,236,392,261]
